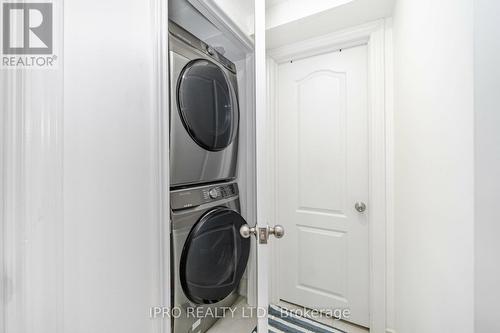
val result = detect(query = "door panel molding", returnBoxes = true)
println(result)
[266,19,391,333]
[296,70,347,214]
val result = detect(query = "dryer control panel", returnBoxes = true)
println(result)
[168,21,237,74]
[171,183,239,211]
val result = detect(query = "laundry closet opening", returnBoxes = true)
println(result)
[168,1,258,333]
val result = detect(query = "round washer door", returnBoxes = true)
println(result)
[180,207,250,304]
[177,59,239,152]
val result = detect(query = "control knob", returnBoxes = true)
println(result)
[208,188,218,199]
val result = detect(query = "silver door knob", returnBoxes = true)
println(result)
[240,224,285,242]
[240,224,256,238]
[355,202,366,213]
[269,225,285,239]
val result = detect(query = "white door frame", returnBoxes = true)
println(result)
[264,19,392,333]
[155,0,171,332]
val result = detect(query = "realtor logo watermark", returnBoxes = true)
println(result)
[1,1,57,68]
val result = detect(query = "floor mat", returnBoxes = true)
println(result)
[252,305,346,333]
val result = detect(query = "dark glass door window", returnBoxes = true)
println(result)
[180,208,250,304]
[177,59,238,151]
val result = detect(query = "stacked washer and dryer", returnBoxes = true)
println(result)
[168,22,251,333]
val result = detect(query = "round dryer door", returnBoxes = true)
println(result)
[180,207,250,304]
[177,59,239,152]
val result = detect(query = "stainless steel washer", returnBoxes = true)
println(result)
[171,182,250,333]
[169,22,240,188]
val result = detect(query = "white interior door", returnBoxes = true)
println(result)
[276,45,370,327]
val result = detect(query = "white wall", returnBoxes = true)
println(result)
[1,1,166,332]
[393,0,474,332]
[213,0,255,36]
[63,0,165,332]
[474,1,500,332]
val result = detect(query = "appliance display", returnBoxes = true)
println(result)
[170,182,250,333]
[169,21,240,188]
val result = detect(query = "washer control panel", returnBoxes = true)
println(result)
[202,184,237,201]
[171,183,238,211]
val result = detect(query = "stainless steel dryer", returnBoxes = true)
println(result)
[170,182,250,333]
[169,22,240,188]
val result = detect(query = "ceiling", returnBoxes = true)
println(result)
[266,0,395,49]
[266,0,356,29]
[266,0,288,8]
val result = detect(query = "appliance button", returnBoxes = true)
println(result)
[208,188,218,199]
